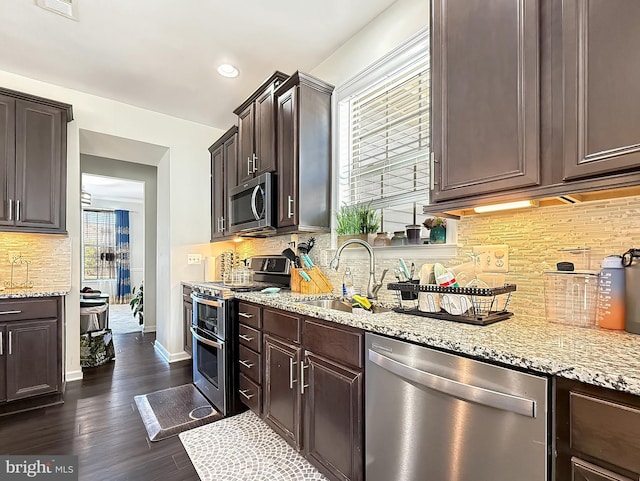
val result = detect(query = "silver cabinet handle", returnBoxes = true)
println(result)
[220,216,225,232]
[239,359,254,369]
[571,457,632,481]
[430,152,436,190]
[289,357,298,389]
[368,348,537,418]
[8,331,12,355]
[0,331,3,356]
[247,156,252,177]
[190,293,221,307]
[238,312,253,319]
[0,310,22,315]
[287,195,294,218]
[300,360,309,395]
[238,334,254,342]
[7,199,13,221]
[217,217,222,233]
[239,389,255,400]
[252,153,258,173]
[189,327,223,350]
[16,200,20,221]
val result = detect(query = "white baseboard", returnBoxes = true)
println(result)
[65,370,84,382]
[143,325,156,333]
[153,341,190,363]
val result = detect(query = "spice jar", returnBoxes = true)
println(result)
[390,231,408,246]
[373,232,393,247]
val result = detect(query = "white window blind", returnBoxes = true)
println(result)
[337,30,430,232]
[82,209,116,280]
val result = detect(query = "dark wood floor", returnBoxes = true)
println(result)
[0,332,200,481]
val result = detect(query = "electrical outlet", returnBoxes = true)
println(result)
[472,245,509,273]
[187,254,202,265]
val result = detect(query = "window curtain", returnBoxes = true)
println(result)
[115,210,132,304]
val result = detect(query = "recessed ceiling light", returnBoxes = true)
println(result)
[217,64,239,78]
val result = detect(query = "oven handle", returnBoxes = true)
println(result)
[191,293,222,307]
[190,326,223,350]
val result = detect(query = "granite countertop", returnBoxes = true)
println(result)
[0,290,69,299]
[231,290,640,397]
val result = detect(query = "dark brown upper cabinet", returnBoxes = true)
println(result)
[561,0,640,181]
[233,72,289,187]
[431,0,541,202]
[0,87,72,233]
[275,72,333,233]
[209,126,237,240]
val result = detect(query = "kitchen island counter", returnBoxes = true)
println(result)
[0,290,69,299]
[232,290,640,396]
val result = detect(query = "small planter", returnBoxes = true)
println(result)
[429,226,447,244]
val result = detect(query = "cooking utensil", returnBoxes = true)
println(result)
[399,258,410,280]
[307,237,316,253]
[282,248,301,267]
[393,267,403,282]
[410,263,415,280]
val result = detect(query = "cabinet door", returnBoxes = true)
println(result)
[0,325,6,402]
[223,132,237,237]
[562,0,640,180]
[210,144,225,240]
[304,352,363,481]
[14,100,64,230]
[431,0,540,201]
[6,319,58,401]
[182,299,193,355]
[572,457,633,481]
[0,94,15,227]
[277,86,298,228]
[237,104,255,186]
[264,335,302,450]
[254,86,277,176]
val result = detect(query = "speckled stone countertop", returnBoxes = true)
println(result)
[230,290,640,397]
[0,290,68,299]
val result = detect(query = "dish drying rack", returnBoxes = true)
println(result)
[387,282,517,326]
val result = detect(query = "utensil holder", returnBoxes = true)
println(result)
[291,267,334,294]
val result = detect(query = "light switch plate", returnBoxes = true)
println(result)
[187,254,202,265]
[472,245,509,273]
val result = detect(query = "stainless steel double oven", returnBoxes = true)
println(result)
[190,291,239,416]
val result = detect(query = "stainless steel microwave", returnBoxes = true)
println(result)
[229,172,277,235]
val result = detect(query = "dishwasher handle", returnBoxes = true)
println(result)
[368,348,537,418]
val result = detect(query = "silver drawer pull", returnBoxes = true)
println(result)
[239,359,254,369]
[289,358,298,389]
[0,331,3,356]
[8,331,12,355]
[239,389,255,400]
[239,334,254,342]
[300,361,309,395]
[238,312,254,319]
[0,310,22,315]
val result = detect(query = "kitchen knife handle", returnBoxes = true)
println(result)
[287,195,294,218]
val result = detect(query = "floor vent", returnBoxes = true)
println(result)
[36,0,79,21]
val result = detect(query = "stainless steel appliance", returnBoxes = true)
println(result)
[229,172,276,236]
[190,255,291,415]
[365,333,549,481]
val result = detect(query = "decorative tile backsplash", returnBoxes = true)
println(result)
[0,233,72,293]
[235,195,640,319]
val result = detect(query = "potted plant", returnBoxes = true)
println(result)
[336,203,380,246]
[129,282,144,325]
[423,217,447,244]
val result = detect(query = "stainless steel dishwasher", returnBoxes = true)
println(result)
[365,333,549,481]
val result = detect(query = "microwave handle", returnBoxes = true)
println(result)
[250,185,262,220]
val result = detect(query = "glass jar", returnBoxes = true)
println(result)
[405,225,422,245]
[373,232,393,247]
[390,231,408,246]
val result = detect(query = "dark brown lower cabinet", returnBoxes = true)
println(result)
[262,309,364,481]
[304,352,362,481]
[237,302,263,415]
[0,325,6,402]
[264,334,302,449]
[556,377,640,481]
[182,284,193,356]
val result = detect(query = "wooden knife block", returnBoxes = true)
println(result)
[291,267,334,294]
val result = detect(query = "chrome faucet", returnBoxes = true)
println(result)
[329,239,389,300]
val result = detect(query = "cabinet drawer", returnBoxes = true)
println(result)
[303,317,364,369]
[239,373,261,415]
[570,392,640,474]
[182,284,193,298]
[572,457,633,481]
[0,297,59,322]
[263,308,301,344]
[239,324,261,353]
[238,302,261,329]
[238,344,262,384]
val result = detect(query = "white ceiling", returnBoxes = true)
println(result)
[82,174,144,204]
[0,0,399,129]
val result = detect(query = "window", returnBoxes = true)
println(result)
[337,30,430,234]
[82,209,116,280]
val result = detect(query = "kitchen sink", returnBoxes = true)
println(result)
[297,299,391,314]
